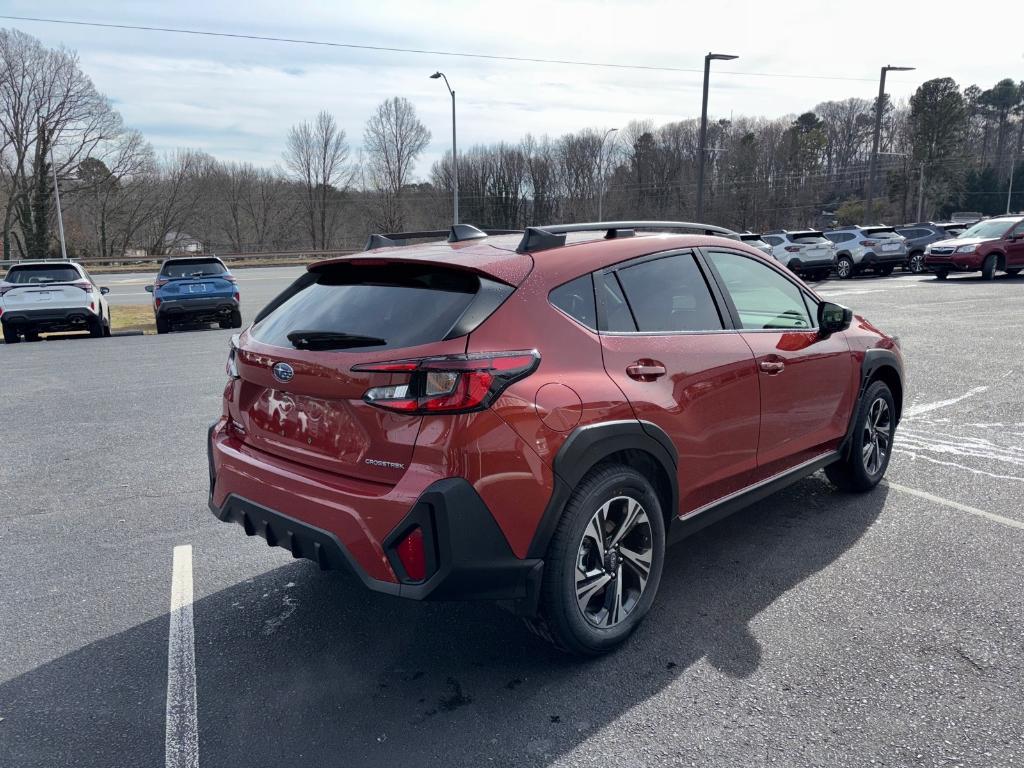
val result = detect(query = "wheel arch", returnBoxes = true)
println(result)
[527,420,678,559]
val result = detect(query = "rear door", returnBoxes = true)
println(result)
[231,261,496,485]
[1005,220,1024,267]
[702,249,857,479]
[596,250,760,515]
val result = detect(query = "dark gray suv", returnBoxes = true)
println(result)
[896,223,972,273]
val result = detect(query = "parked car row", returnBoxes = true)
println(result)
[0,255,242,343]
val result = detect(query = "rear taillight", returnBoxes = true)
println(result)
[223,274,237,284]
[73,281,93,293]
[154,278,169,289]
[395,527,427,581]
[226,334,241,378]
[154,298,162,309]
[861,239,878,247]
[784,245,802,253]
[233,291,240,303]
[353,350,540,415]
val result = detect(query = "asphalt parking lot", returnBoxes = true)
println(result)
[2,269,1023,768]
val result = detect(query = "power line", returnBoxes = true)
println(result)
[0,14,886,83]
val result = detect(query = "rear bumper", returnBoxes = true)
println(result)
[207,420,543,606]
[861,251,906,266]
[1,306,97,329]
[789,255,836,270]
[157,297,237,321]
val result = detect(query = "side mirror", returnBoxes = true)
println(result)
[818,301,853,336]
[145,284,154,293]
[100,286,110,295]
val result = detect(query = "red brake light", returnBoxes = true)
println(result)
[154,298,162,309]
[354,350,540,414]
[861,239,877,247]
[73,280,93,293]
[784,245,802,253]
[396,527,426,581]
[223,274,237,283]
[154,278,169,289]
[233,291,240,302]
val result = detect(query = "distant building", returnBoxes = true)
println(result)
[163,231,204,254]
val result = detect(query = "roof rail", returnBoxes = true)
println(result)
[363,224,522,251]
[516,221,738,253]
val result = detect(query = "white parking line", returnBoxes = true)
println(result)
[166,545,199,768]
[886,481,1024,531]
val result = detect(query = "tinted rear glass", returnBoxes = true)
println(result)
[5,265,82,284]
[614,254,723,333]
[550,275,597,330]
[161,259,226,278]
[251,263,480,350]
[793,235,829,244]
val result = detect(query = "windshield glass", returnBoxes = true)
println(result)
[793,235,829,245]
[959,219,1019,239]
[161,260,226,278]
[4,265,82,284]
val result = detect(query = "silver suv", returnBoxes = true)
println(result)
[824,226,907,279]
[760,230,837,280]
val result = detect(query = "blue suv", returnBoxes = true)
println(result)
[146,256,241,334]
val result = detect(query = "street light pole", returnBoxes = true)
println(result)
[597,127,618,220]
[50,145,67,260]
[1007,154,1017,215]
[430,71,458,226]
[916,161,926,222]
[696,52,738,221]
[865,64,914,224]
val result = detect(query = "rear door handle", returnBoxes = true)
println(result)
[759,360,785,374]
[626,361,667,381]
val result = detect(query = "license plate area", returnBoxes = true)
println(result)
[188,283,209,293]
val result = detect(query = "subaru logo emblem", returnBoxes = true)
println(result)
[272,362,294,383]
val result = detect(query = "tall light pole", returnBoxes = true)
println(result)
[1007,152,1017,215]
[50,146,67,260]
[430,71,458,226]
[865,64,914,224]
[597,127,618,220]
[695,52,738,221]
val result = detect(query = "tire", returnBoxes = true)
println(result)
[1006,268,1021,276]
[825,380,896,493]
[981,254,997,281]
[103,308,112,337]
[935,271,949,281]
[229,309,242,329]
[836,256,854,280]
[877,264,895,277]
[525,464,666,656]
[156,316,170,335]
[907,252,925,273]
[3,324,19,344]
[88,315,104,338]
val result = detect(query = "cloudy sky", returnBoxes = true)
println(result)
[3,1,1020,176]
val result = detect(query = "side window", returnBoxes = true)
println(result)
[549,274,597,330]
[1010,221,1024,236]
[705,250,813,331]
[599,274,636,332]
[613,253,723,333]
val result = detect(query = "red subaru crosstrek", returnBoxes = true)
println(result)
[208,222,904,655]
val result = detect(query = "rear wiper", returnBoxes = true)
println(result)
[287,330,387,350]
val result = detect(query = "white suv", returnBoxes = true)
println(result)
[0,261,111,344]
[760,230,837,280]
[824,226,908,279]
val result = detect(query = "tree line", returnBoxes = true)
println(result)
[2,26,1023,262]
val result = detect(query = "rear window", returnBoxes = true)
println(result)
[792,235,829,245]
[161,259,226,278]
[863,228,900,239]
[742,237,769,248]
[251,263,484,350]
[550,275,597,330]
[5,264,82,284]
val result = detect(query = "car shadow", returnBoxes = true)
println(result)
[1,477,889,768]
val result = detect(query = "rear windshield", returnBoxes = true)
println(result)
[792,235,829,244]
[251,263,482,350]
[863,228,900,239]
[161,259,226,278]
[4,264,82,284]
[740,237,769,248]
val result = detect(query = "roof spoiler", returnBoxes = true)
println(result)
[516,221,739,253]
[363,224,522,251]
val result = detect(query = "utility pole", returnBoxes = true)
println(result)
[916,161,926,222]
[597,127,618,220]
[50,146,68,260]
[865,64,915,223]
[696,52,738,221]
[1007,154,1017,215]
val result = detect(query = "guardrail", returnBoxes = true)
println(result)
[0,249,358,272]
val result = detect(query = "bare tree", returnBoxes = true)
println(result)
[363,97,430,231]
[0,28,122,259]
[283,111,350,250]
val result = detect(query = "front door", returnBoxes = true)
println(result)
[702,249,858,480]
[1005,220,1024,268]
[596,250,761,516]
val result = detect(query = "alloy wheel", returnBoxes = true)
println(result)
[575,495,653,628]
[909,254,924,273]
[861,397,892,477]
[837,259,852,279]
